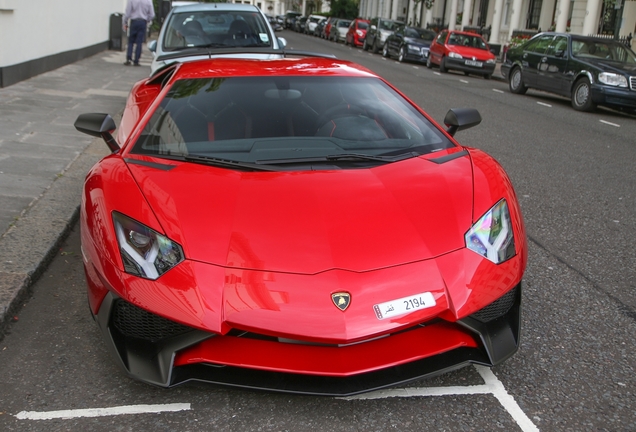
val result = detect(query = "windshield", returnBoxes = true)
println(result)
[132,76,453,169]
[447,33,488,49]
[162,11,272,50]
[572,39,636,63]
[406,27,436,41]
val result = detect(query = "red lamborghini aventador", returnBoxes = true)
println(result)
[75,54,527,396]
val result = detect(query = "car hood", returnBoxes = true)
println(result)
[127,154,474,274]
[405,37,432,47]
[451,47,494,60]
[578,57,636,74]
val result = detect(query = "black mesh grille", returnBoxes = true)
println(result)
[112,301,193,342]
[470,286,517,323]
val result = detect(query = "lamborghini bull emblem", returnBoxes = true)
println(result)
[332,292,351,311]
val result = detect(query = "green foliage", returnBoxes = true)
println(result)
[329,0,359,19]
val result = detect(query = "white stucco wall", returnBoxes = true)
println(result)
[0,0,126,68]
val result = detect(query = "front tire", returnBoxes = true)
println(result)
[398,46,406,62]
[571,78,597,112]
[363,39,368,51]
[509,67,528,95]
[439,56,447,73]
[426,55,432,68]
[372,39,380,54]
[382,43,389,58]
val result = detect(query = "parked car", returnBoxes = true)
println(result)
[284,10,301,29]
[329,18,352,42]
[427,30,496,79]
[305,14,325,35]
[321,17,335,39]
[314,18,327,37]
[382,25,436,63]
[266,14,282,32]
[345,18,370,47]
[502,32,636,112]
[294,16,308,33]
[148,3,285,74]
[363,17,403,53]
[74,53,527,396]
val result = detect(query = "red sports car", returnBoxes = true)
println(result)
[427,30,497,79]
[75,55,526,396]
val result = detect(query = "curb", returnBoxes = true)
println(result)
[0,136,109,339]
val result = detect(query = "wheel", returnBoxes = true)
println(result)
[571,78,597,112]
[509,67,528,95]
[398,46,406,62]
[439,56,447,73]
[426,55,432,68]
[372,39,380,54]
[484,73,492,80]
[363,38,368,51]
[382,43,389,58]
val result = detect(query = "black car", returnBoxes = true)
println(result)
[382,25,436,63]
[363,17,403,53]
[501,32,636,112]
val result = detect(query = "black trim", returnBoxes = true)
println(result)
[0,41,108,88]
[155,48,335,63]
[125,158,177,171]
[429,149,469,164]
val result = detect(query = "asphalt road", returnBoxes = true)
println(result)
[0,31,634,431]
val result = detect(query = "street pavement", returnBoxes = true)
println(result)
[0,41,507,337]
[0,47,151,336]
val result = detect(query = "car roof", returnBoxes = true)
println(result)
[170,57,378,81]
[171,3,261,13]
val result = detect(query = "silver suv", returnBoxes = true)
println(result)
[363,18,404,53]
[149,3,286,74]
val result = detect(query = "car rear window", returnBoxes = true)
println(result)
[163,11,272,50]
[132,76,453,167]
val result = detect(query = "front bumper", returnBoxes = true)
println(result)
[591,83,636,110]
[444,57,496,75]
[93,282,522,396]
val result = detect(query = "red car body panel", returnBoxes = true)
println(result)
[77,57,527,394]
[346,19,370,47]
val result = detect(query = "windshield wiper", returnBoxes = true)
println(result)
[158,154,277,171]
[257,152,417,165]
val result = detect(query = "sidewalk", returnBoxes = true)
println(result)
[0,48,151,336]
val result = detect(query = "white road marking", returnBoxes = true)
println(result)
[15,403,191,420]
[493,89,504,93]
[537,102,552,107]
[413,66,419,70]
[434,72,441,76]
[460,79,469,84]
[600,119,620,127]
[341,365,540,432]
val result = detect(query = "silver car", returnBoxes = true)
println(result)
[149,3,286,74]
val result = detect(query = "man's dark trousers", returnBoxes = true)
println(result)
[127,19,147,64]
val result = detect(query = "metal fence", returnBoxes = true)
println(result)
[588,33,633,47]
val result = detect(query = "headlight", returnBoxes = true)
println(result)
[113,212,184,280]
[598,72,628,88]
[356,30,363,37]
[407,44,420,53]
[486,59,496,64]
[465,200,516,264]
[448,52,463,59]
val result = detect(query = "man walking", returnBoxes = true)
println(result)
[123,0,155,66]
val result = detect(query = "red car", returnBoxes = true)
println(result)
[427,30,497,79]
[74,54,527,395]
[345,18,370,47]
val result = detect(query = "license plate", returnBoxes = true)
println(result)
[465,60,483,67]
[373,292,436,320]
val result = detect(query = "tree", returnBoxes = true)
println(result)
[329,0,359,19]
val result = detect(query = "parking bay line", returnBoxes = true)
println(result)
[536,101,552,107]
[493,89,504,93]
[341,365,540,432]
[600,119,620,127]
[15,403,191,420]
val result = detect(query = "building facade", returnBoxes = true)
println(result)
[357,0,636,47]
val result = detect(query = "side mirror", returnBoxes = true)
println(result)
[148,40,157,53]
[277,37,287,48]
[370,25,377,31]
[74,113,120,153]
[443,108,481,137]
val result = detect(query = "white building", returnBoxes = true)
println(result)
[357,0,636,47]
